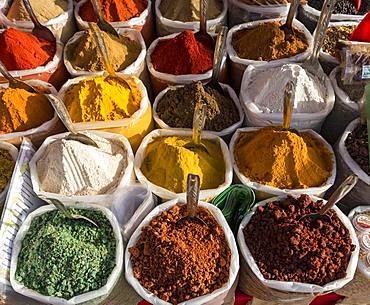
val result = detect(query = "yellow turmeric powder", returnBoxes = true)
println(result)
[234,127,333,189]
[141,136,225,193]
[0,87,54,134]
[64,76,142,123]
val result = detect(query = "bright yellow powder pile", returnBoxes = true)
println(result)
[141,136,225,193]
[64,76,142,123]
[234,127,333,189]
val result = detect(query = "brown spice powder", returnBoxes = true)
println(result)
[232,21,308,61]
[129,204,231,304]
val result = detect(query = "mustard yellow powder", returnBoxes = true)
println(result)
[141,136,225,193]
[234,127,333,189]
[64,76,142,123]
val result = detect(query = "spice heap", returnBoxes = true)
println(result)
[15,209,117,299]
[159,0,223,22]
[309,0,370,15]
[0,149,14,193]
[240,0,289,3]
[67,29,141,72]
[244,194,355,285]
[64,76,142,123]
[151,30,214,75]
[246,64,326,113]
[36,133,127,196]
[0,87,54,134]
[345,124,369,176]
[322,25,356,57]
[0,28,55,71]
[336,71,365,101]
[156,81,240,131]
[80,0,147,22]
[7,0,68,22]
[234,127,333,189]
[129,204,231,304]
[141,136,225,193]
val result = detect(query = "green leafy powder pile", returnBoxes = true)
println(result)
[15,209,117,299]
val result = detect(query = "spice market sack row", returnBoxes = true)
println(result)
[134,129,233,201]
[155,0,228,36]
[74,0,155,45]
[29,131,135,206]
[0,0,76,43]
[240,64,335,132]
[125,198,240,305]
[230,127,337,201]
[238,194,360,302]
[0,142,18,203]
[153,82,244,142]
[226,18,313,92]
[0,80,60,146]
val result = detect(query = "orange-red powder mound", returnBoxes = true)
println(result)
[0,28,56,71]
[79,0,148,22]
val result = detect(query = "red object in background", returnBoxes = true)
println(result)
[352,0,362,12]
[350,12,370,42]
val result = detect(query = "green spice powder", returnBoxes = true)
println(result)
[15,209,117,299]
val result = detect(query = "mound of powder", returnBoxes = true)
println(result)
[232,21,308,61]
[80,0,147,22]
[68,29,141,72]
[159,0,223,22]
[7,0,68,22]
[36,133,127,196]
[246,64,326,113]
[0,28,55,71]
[234,127,333,189]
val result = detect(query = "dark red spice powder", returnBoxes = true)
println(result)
[150,30,214,75]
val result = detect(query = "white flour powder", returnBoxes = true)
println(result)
[246,64,327,113]
[36,133,127,196]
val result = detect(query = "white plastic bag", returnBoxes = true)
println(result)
[229,127,337,200]
[134,129,233,201]
[228,0,290,26]
[29,131,135,206]
[125,198,240,305]
[0,142,18,203]
[227,18,313,92]
[152,82,244,142]
[334,119,370,207]
[238,194,359,294]
[155,0,228,36]
[240,64,335,131]
[0,0,75,43]
[146,31,227,96]
[9,203,124,305]
[0,80,59,146]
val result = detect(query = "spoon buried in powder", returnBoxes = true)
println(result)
[90,0,119,37]
[195,0,214,46]
[0,59,37,93]
[22,0,56,42]
[280,0,300,33]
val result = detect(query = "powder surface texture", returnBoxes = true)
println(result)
[0,87,54,134]
[0,28,55,70]
[0,149,14,193]
[141,136,225,193]
[80,0,148,22]
[64,76,142,123]
[232,21,308,61]
[151,30,214,75]
[234,127,333,189]
[6,0,68,22]
[159,0,223,22]
[157,81,239,131]
[36,133,127,196]
[68,29,141,72]
[246,64,326,113]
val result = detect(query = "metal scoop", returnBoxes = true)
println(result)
[0,60,37,92]
[195,0,214,46]
[90,0,119,37]
[50,199,99,228]
[299,175,359,222]
[176,174,207,227]
[280,0,300,33]
[23,0,55,42]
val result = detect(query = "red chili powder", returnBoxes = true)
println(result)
[151,30,214,75]
[0,28,56,71]
[79,0,148,22]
